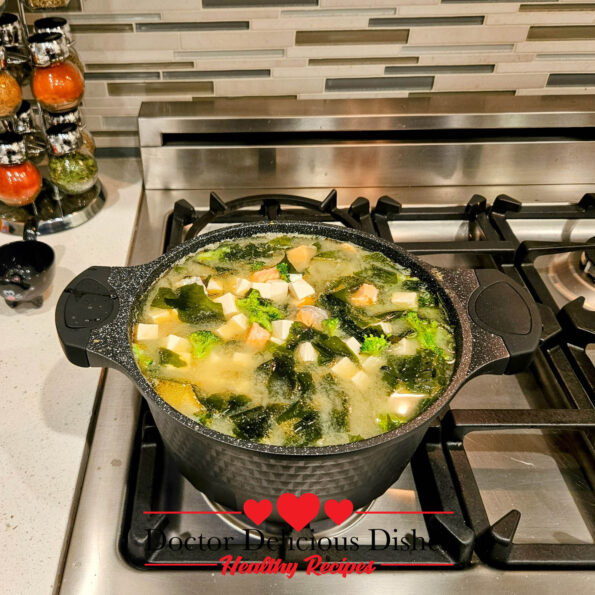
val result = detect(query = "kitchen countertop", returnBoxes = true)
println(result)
[0,159,143,595]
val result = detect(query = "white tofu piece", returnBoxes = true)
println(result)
[271,319,293,342]
[206,278,223,294]
[267,280,289,302]
[391,291,418,310]
[374,322,392,336]
[251,282,272,299]
[175,276,205,288]
[215,313,249,341]
[213,292,238,318]
[136,323,159,341]
[165,334,191,353]
[232,278,252,297]
[389,391,427,418]
[344,336,361,355]
[392,337,418,356]
[331,357,359,380]
[296,341,317,363]
[289,273,302,283]
[289,277,315,301]
[232,352,254,368]
[270,336,284,345]
[351,370,370,390]
[148,308,177,324]
[362,355,383,373]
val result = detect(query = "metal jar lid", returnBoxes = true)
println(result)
[34,16,73,45]
[46,123,81,156]
[28,32,69,67]
[15,101,35,135]
[0,132,27,165]
[0,12,23,47]
[43,106,83,128]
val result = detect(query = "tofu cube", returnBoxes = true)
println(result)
[289,273,302,283]
[136,323,159,341]
[389,391,427,418]
[213,292,238,318]
[251,282,272,299]
[374,322,392,336]
[362,355,383,373]
[270,336,284,345]
[165,334,191,353]
[206,278,224,294]
[392,337,418,356]
[148,308,178,324]
[289,277,315,301]
[286,244,317,272]
[215,313,249,341]
[344,336,361,355]
[331,357,359,380]
[232,278,252,297]
[175,276,204,288]
[391,291,418,310]
[267,280,289,302]
[271,319,293,342]
[296,341,317,363]
[351,370,370,390]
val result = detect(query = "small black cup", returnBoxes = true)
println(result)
[0,218,55,308]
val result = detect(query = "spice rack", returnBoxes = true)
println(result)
[0,1,105,236]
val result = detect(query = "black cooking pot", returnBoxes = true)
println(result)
[55,222,541,520]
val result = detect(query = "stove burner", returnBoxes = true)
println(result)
[548,250,595,311]
[204,495,374,538]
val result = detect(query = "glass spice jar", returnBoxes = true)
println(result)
[47,124,98,195]
[25,0,72,9]
[34,16,84,74]
[15,101,46,164]
[0,132,43,207]
[29,32,84,113]
[0,46,22,118]
[0,13,32,85]
[43,106,95,154]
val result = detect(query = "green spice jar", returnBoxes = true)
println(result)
[47,123,98,195]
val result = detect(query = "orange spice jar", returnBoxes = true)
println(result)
[0,46,22,118]
[0,133,42,207]
[29,32,84,113]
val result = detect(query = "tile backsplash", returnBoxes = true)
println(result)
[8,0,595,148]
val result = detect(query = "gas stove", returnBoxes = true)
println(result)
[57,98,595,593]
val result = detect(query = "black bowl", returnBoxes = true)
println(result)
[0,239,55,308]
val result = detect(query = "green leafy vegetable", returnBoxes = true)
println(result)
[268,235,293,248]
[237,289,283,331]
[230,406,271,440]
[361,334,390,356]
[158,348,187,368]
[321,317,339,336]
[405,311,447,357]
[132,343,154,370]
[276,261,290,281]
[377,413,405,433]
[189,330,221,359]
[195,245,232,263]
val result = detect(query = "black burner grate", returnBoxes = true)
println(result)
[121,191,595,571]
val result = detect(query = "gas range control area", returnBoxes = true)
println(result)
[120,191,595,572]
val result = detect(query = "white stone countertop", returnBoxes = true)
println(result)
[0,159,143,595]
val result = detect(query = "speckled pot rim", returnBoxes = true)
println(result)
[106,221,476,458]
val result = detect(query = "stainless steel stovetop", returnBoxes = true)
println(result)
[56,98,594,594]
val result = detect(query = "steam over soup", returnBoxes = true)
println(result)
[132,234,456,447]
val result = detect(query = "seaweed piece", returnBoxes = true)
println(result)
[197,241,275,264]
[268,235,293,248]
[158,348,187,368]
[377,413,405,433]
[293,409,322,445]
[330,407,349,431]
[230,406,271,441]
[257,354,297,399]
[318,293,368,341]
[156,283,224,324]
[151,287,177,309]
[295,371,315,398]
[349,434,364,443]
[382,349,452,396]
[312,335,358,365]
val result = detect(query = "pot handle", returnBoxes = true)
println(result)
[56,265,135,372]
[445,268,542,377]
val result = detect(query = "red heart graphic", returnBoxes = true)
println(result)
[324,499,354,526]
[276,493,320,532]
[243,499,273,526]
